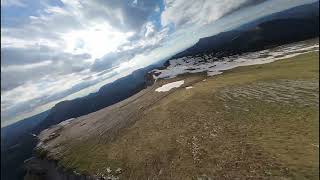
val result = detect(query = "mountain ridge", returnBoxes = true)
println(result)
[172,1,319,59]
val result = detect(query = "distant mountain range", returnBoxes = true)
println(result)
[32,64,159,134]
[172,1,319,59]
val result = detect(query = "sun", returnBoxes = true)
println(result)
[63,23,133,59]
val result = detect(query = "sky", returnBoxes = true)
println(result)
[1,0,317,127]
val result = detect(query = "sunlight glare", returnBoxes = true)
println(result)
[63,23,133,59]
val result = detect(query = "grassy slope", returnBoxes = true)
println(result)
[59,52,319,180]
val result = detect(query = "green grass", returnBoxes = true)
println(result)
[57,52,319,179]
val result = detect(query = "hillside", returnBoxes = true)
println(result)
[27,41,319,179]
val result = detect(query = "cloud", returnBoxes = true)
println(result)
[1,45,91,91]
[60,0,160,32]
[91,23,170,72]
[91,52,133,72]
[161,0,268,29]
[1,45,90,65]
[1,0,26,7]
[144,22,156,37]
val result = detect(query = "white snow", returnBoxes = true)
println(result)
[58,118,75,126]
[151,41,319,80]
[155,80,184,92]
[185,86,193,90]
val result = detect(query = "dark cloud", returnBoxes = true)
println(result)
[1,45,91,91]
[1,45,91,66]
[91,51,134,72]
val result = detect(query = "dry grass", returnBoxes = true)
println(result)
[55,52,319,179]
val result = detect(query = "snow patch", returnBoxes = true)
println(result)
[155,80,184,92]
[58,118,75,126]
[185,86,193,90]
[151,42,319,80]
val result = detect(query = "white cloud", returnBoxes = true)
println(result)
[144,22,156,37]
[161,0,258,28]
[1,0,26,7]
[155,5,160,12]
[62,23,133,59]
[1,60,52,72]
